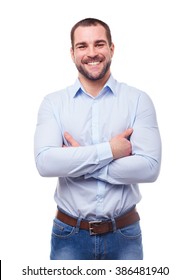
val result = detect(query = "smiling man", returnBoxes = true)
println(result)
[71,23,113,85]
[34,18,162,260]
[70,20,114,97]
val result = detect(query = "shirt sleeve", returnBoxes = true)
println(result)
[85,92,162,185]
[34,97,113,177]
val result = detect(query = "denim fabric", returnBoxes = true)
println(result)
[50,218,143,260]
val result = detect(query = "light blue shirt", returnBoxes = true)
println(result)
[34,75,161,220]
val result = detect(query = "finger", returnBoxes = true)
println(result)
[64,132,80,147]
[119,128,133,139]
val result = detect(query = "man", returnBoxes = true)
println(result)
[34,18,161,260]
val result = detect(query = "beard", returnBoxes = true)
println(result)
[75,55,112,81]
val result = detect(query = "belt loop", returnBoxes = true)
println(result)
[75,216,82,233]
[111,217,117,232]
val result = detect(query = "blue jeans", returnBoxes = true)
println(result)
[50,217,143,260]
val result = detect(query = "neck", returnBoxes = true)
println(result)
[79,73,111,97]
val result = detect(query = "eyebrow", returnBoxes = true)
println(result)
[95,40,107,44]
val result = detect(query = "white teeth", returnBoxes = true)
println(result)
[87,62,100,66]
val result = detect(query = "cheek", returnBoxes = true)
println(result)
[73,53,83,64]
[71,56,79,65]
[71,50,80,63]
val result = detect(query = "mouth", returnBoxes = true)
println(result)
[87,61,101,66]
[82,55,104,66]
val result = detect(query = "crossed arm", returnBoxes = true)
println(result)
[64,129,133,160]
[63,128,161,185]
[34,95,161,185]
[35,125,160,185]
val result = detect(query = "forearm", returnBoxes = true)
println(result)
[35,142,113,178]
[85,119,162,185]
[86,153,161,185]
[34,96,113,177]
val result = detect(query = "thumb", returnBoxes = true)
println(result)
[64,132,80,147]
[119,128,133,139]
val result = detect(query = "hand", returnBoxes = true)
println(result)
[63,132,80,147]
[110,128,133,159]
[64,129,133,160]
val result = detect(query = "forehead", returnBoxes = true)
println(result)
[73,25,108,45]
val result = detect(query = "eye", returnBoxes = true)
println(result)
[77,45,87,50]
[96,43,105,48]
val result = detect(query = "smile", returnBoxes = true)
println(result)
[87,61,101,66]
[82,55,104,65]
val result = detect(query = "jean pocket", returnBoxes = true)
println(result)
[52,218,76,239]
[118,221,142,239]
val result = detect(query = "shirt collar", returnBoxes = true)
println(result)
[71,74,117,98]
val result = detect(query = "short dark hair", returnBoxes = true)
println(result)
[70,18,112,49]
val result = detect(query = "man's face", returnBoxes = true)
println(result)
[71,24,114,81]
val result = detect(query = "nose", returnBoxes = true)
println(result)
[87,45,97,57]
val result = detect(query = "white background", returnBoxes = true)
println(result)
[0,0,189,275]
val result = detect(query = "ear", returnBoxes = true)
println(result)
[70,47,75,62]
[110,43,115,58]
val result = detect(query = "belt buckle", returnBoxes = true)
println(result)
[89,220,102,235]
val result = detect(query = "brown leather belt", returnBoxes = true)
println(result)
[56,207,140,235]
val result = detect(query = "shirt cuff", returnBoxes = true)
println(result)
[95,142,113,164]
[84,143,112,180]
